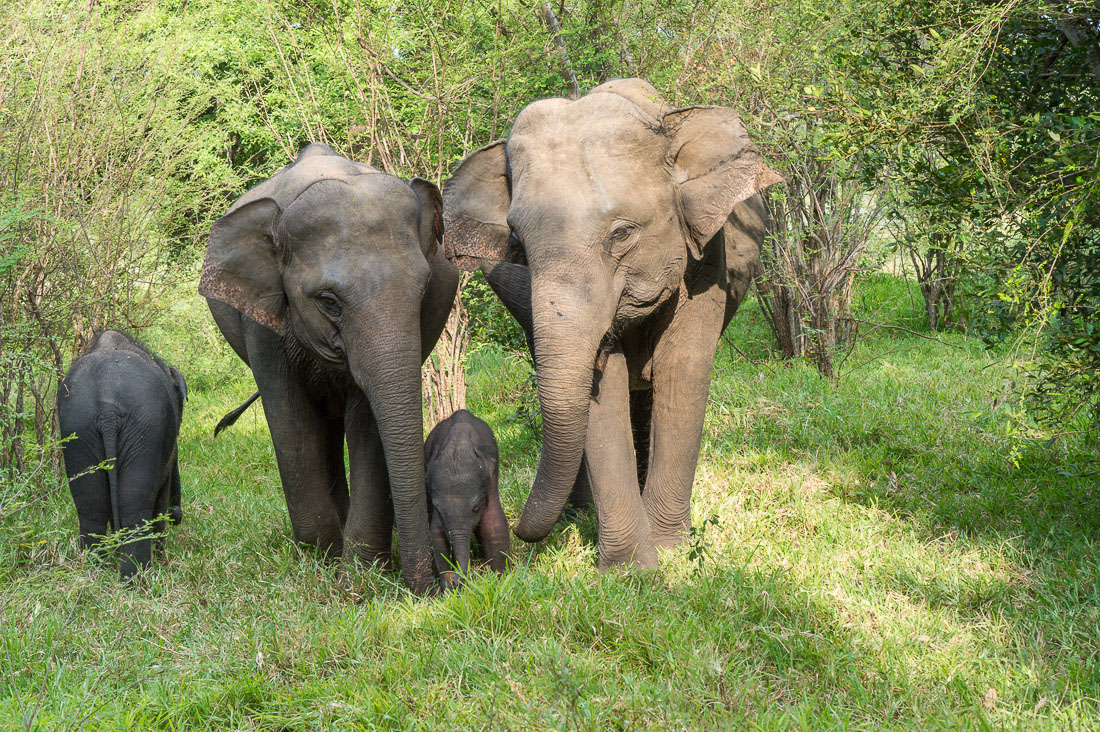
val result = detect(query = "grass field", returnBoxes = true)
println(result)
[2,275,1098,730]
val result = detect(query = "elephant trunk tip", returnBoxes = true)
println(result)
[512,497,561,543]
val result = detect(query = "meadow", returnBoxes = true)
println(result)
[2,274,1098,730]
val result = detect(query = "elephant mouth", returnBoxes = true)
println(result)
[592,325,622,393]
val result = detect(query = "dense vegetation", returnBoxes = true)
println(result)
[1,0,1097,727]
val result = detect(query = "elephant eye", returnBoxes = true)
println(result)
[318,293,342,318]
[609,226,633,242]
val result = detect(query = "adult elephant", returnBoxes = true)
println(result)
[443,79,780,569]
[199,142,458,594]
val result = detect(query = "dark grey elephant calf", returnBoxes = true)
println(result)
[424,410,510,589]
[57,330,187,579]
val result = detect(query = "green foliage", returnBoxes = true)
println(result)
[462,271,528,354]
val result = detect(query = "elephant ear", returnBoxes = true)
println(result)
[442,141,512,271]
[169,366,188,404]
[663,106,783,259]
[409,177,443,261]
[198,197,287,333]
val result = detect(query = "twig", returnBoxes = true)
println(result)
[851,318,963,348]
[537,3,580,99]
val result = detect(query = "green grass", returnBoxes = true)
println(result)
[2,275,1098,730]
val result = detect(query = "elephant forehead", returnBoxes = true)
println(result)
[509,97,664,201]
[279,177,419,248]
[508,125,667,224]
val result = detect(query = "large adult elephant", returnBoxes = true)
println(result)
[199,142,458,594]
[443,79,780,569]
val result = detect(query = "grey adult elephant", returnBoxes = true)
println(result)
[443,79,780,569]
[199,142,458,594]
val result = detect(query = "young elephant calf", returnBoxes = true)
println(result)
[57,330,187,579]
[424,409,510,589]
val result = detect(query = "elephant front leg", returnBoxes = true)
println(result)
[587,349,657,570]
[246,330,344,558]
[344,392,394,568]
[475,475,511,574]
[643,289,726,548]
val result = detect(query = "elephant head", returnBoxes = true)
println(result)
[199,143,443,589]
[443,79,780,542]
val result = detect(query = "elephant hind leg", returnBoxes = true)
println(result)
[63,427,110,554]
[115,450,168,580]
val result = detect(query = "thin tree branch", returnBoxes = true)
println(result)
[538,2,581,99]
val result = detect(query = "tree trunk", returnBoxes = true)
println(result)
[423,273,470,427]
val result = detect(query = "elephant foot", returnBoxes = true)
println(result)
[292,523,344,560]
[597,541,658,571]
[648,529,688,549]
[439,571,463,592]
[342,542,392,571]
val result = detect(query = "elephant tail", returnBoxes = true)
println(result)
[101,409,122,535]
[214,391,260,437]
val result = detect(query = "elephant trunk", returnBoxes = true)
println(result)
[512,280,612,542]
[346,313,433,594]
[448,528,472,580]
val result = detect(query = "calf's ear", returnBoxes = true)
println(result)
[442,141,512,271]
[199,198,287,333]
[663,106,782,259]
[169,367,188,404]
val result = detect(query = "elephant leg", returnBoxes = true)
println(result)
[63,429,109,554]
[630,389,653,491]
[326,417,350,526]
[587,349,656,570]
[245,327,343,557]
[476,477,511,574]
[168,454,182,525]
[115,448,168,580]
[565,458,593,515]
[153,474,171,557]
[344,392,394,568]
[643,289,725,548]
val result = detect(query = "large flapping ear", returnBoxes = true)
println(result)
[663,106,783,259]
[198,197,287,333]
[409,177,443,261]
[441,141,512,272]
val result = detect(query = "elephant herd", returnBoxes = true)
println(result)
[58,79,781,593]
